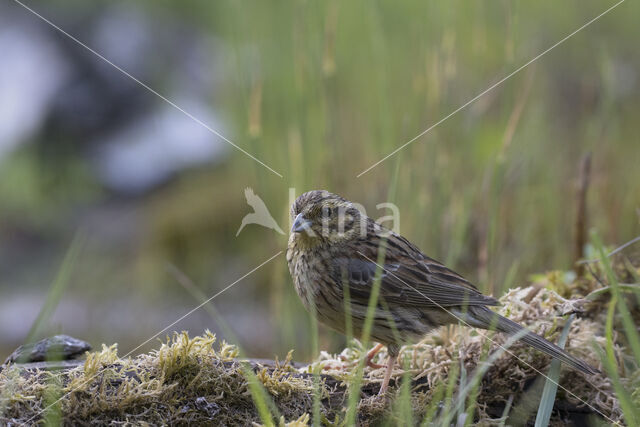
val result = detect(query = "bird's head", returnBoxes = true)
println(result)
[289,190,366,246]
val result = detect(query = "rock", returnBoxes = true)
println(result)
[2,335,91,367]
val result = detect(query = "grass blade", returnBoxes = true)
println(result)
[345,239,388,426]
[309,304,321,426]
[463,330,495,427]
[26,231,85,344]
[534,314,575,427]
[243,363,276,427]
[421,381,446,426]
[167,264,241,345]
[391,357,413,425]
[442,328,530,425]
[600,298,638,424]
[592,232,640,362]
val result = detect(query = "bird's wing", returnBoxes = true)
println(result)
[331,234,498,308]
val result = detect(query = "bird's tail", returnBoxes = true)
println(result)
[465,305,598,375]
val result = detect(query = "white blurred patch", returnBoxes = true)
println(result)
[93,100,228,193]
[0,13,69,160]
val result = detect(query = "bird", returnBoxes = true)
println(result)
[286,190,597,396]
[236,187,285,236]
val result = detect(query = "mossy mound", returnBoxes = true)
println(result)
[0,332,328,425]
[1,261,639,425]
[313,286,634,425]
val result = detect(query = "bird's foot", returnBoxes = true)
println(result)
[364,343,385,369]
[366,358,385,370]
[334,343,385,370]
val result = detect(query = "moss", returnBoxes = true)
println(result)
[1,262,638,425]
[0,331,324,425]
[253,413,311,427]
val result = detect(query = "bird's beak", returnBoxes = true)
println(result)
[291,213,312,233]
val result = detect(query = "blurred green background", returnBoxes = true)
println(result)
[0,0,638,362]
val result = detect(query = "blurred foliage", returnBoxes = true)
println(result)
[0,0,639,359]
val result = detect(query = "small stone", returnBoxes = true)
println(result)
[2,335,91,366]
[195,397,220,418]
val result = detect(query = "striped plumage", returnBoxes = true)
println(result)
[286,190,597,395]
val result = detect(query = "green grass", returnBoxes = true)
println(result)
[344,238,388,425]
[534,314,575,427]
[441,329,530,426]
[195,0,640,363]
[3,0,640,425]
[169,232,640,425]
[593,233,640,363]
[592,233,640,425]
[5,237,639,424]
[2,234,83,425]
[25,232,85,346]
[2,0,639,363]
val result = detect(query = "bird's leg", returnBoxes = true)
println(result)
[365,343,385,369]
[378,353,397,396]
